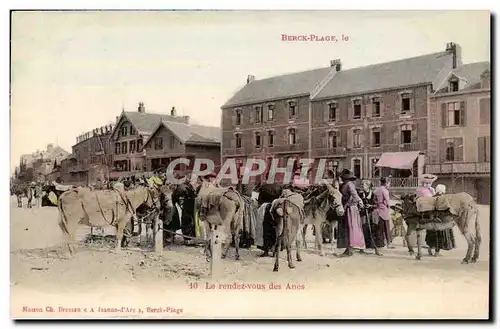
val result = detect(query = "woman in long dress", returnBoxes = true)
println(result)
[425,184,456,256]
[337,169,365,257]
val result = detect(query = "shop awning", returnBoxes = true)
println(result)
[375,151,420,170]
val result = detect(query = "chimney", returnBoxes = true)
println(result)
[171,106,176,116]
[183,115,190,124]
[446,42,461,69]
[330,59,341,72]
[247,75,255,84]
[138,102,145,113]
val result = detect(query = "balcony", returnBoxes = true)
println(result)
[270,143,307,154]
[357,177,420,190]
[222,147,247,156]
[68,164,87,173]
[380,143,426,153]
[313,146,347,158]
[426,162,491,175]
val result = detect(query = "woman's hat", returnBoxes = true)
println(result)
[340,169,356,181]
[420,174,437,185]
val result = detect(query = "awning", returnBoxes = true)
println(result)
[375,151,419,170]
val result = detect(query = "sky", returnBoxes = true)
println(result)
[10,10,490,172]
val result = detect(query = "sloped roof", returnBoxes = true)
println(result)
[124,111,189,134]
[313,51,454,99]
[144,120,220,148]
[222,67,333,108]
[450,61,490,89]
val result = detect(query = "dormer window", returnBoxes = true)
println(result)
[449,79,459,92]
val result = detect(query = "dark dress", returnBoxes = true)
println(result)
[359,189,385,249]
[425,229,456,251]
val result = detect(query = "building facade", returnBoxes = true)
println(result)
[221,43,461,190]
[426,62,491,203]
[16,144,70,184]
[142,118,221,173]
[221,65,338,184]
[62,124,114,185]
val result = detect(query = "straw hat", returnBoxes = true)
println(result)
[420,174,437,185]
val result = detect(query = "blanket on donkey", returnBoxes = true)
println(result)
[416,192,472,216]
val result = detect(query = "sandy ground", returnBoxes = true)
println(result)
[10,196,490,319]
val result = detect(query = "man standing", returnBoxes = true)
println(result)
[373,177,394,249]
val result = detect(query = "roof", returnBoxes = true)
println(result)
[124,111,189,134]
[222,67,333,108]
[448,61,490,90]
[143,120,221,148]
[20,145,70,168]
[313,51,454,99]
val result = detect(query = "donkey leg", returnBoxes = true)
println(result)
[331,221,337,253]
[472,210,482,263]
[286,233,295,269]
[115,219,127,253]
[406,229,414,256]
[295,230,302,262]
[273,221,283,272]
[302,224,308,249]
[313,222,325,256]
[415,229,422,260]
[234,232,241,260]
[461,232,475,264]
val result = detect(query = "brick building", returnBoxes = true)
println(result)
[142,114,220,173]
[426,61,491,203]
[310,43,459,190]
[110,102,220,179]
[221,43,461,190]
[221,65,337,183]
[62,124,114,185]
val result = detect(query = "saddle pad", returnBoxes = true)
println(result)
[416,196,436,213]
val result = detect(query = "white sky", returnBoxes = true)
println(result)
[10,10,490,172]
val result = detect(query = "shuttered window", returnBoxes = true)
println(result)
[479,98,490,125]
[441,101,466,127]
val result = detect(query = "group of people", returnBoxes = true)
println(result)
[334,170,455,258]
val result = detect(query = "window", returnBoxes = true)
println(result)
[450,79,459,92]
[170,136,176,149]
[372,97,381,117]
[154,137,163,150]
[401,93,410,113]
[372,128,381,147]
[288,101,297,119]
[353,129,361,148]
[445,140,455,161]
[121,125,128,137]
[129,125,134,135]
[267,105,275,121]
[288,128,296,145]
[353,159,361,179]
[235,134,242,149]
[137,139,143,152]
[353,100,361,119]
[328,131,338,149]
[255,106,263,123]
[446,102,462,126]
[480,98,490,125]
[478,136,490,162]
[400,124,412,144]
[371,158,380,178]
[327,160,338,175]
[129,140,136,153]
[255,132,261,148]
[328,103,337,121]
[121,142,127,154]
[267,131,274,147]
[235,110,242,126]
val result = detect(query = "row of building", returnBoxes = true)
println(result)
[15,41,490,203]
[220,42,490,203]
[15,104,221,186]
